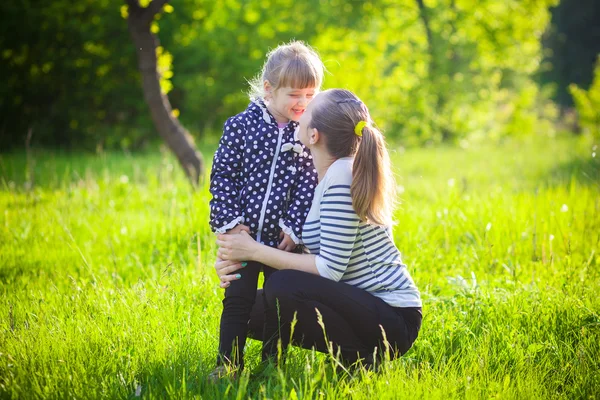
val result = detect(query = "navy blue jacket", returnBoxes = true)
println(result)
[209,100,318,248]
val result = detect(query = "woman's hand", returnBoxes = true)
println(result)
[214,257,246,289]
[217,230,260,262]
[226,223,250,235]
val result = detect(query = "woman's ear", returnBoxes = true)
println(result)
[309,128,320,145]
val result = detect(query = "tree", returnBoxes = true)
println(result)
[0,0,153,150]
[125,0,203,185]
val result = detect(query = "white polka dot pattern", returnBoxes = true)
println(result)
[209,101,318,247]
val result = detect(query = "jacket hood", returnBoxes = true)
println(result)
[247,100,299,129]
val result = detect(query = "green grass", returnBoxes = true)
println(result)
[1,135,599,399]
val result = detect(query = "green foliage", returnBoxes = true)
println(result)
[0,0,565,149]
[570,55,600,139]
[162,0,562,144]
[1,136,599,398]
[159,0,369,133]
[315,0,560,144]
[0,0,153,150]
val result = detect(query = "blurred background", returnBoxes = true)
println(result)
[0,0,599,153]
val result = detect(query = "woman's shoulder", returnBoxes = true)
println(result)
[323,158,353,189]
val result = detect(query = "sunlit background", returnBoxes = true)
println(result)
[1,1,599,398]
[1,0,599,150]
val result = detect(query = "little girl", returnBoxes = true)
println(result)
[209,41,324,377]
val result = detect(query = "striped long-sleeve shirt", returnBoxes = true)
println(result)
[302,157,421,308]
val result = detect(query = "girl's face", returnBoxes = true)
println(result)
[267,86,317,123]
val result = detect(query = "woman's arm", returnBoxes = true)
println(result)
[253,244,318,274]
[217,231,319,275]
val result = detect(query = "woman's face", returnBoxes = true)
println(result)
[298,92,326,148]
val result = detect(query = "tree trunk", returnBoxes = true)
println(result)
[416,0,435,78]
[126,0,203,186]
[416,0,453,140]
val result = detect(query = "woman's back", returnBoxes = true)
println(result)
[302,157,421,308]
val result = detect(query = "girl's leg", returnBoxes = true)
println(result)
[217,261,262,369]
[260,270,422,365]
[246,261,278,342]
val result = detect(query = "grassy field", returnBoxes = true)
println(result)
[1,135,599,399]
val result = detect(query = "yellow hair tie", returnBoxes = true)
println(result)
[354,120,367,136]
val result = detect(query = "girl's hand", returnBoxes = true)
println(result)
[277,231,296,252]
[217,230,259,262]
[214,257,246,289]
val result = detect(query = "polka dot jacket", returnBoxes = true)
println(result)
[209,100,318,248]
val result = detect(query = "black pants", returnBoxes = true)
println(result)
[218,261,275,368]
[247,270,422,365]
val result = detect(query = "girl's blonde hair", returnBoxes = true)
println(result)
[309,89,396,226]
[248,41,324,101]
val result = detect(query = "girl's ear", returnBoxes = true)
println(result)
[263,80,272,100]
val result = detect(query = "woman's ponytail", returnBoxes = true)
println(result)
[309,89,396,225]
[352,125,395,225]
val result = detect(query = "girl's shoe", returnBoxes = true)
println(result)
[207,365,239,383]
[249,361,279,380]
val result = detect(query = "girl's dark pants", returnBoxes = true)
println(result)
[246,270,422,366]
[218,261,276,368]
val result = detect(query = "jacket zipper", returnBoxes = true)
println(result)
[256,127,284,243]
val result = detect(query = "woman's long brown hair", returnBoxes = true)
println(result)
[309,89,396,225]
